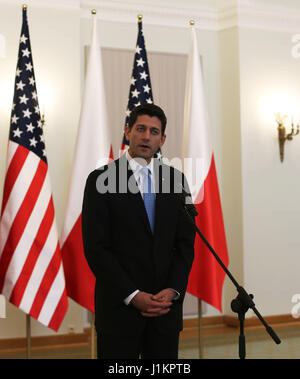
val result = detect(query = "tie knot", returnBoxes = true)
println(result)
[140,167,150,177]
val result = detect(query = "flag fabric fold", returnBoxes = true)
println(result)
[183,27,229,312]
[60,14,112,312]
[0,7,68,331]
[121,18,155,152]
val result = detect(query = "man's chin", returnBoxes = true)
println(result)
[137,149,153,160]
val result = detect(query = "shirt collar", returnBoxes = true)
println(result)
[126,151,154,176]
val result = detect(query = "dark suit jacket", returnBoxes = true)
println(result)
[82,155,195,337]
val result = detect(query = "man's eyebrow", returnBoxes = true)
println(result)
[136,123,160,130]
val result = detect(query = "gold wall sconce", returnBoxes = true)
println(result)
[275,113,299,162]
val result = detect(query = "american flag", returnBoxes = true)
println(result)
[122,17,161,157]
[0,7,68,331]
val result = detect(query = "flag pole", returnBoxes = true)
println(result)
[89,8,97,360]
[198,299,203,358]
[26,314,31,359]
[188,19,203,360]
[23,5,31,357]
[90,311,96,359]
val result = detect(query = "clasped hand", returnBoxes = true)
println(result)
[131,289,175,317]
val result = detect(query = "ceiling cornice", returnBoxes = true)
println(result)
[3,0,300,32]
[80,0,300,32]
[80,0,219,30]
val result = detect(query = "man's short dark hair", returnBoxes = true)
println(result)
[128,104,167,136]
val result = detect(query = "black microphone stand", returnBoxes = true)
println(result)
[180,190,281,359]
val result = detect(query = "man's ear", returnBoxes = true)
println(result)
[160,134,166,148]
[124,125,130,140]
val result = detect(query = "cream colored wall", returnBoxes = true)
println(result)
[218,27,244,316]
[239,27,300,316]
[218,23,300,318]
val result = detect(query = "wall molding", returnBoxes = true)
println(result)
[0,314,298,355]
[0,0,81,10]
[182,313,300,338]
[80,0,300,33]
[235,1,300,33]
[3,0,300,32]
[80,0,219,31]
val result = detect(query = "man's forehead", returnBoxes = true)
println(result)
[135,114,162,128]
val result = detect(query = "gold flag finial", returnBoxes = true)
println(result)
[189,19,195,26]
[137,14,143,22]
[23,4,27,10]
[91,9,97,15]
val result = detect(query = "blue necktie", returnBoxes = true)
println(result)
[141,167,155,233]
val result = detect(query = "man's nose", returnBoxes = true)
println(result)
[142,129,151,140]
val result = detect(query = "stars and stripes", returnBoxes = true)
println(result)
[121,18,154,150]
[0,7,68,331]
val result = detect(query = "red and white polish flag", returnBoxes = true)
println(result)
[183,26,229,312]
[60,13,113,312]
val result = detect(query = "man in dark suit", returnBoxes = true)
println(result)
[82,104,195,359]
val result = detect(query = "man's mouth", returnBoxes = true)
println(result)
[139,144,151,150]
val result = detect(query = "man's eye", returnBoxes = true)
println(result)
[151,130,159,135]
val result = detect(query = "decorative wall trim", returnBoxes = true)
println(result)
[0,314,297,354]
[80,0,219,31]
[0,0,80,10]
[4,0,300,33]
[80,0,300,33]
[234,1,300,33]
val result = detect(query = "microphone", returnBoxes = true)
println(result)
[177,183,198,218]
